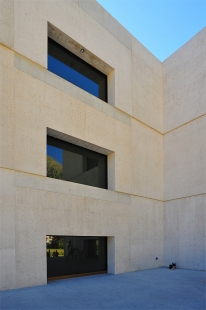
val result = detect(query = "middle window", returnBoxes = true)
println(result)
[47,136,107,189]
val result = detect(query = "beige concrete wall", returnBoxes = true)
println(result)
[164,195,206,271]
[0,0,163,131]
[0,0,14,48]
[0,168,164,290]
[0,169,16,290]
[131,119,163,200]
[164,116,206,200]
[0,43,164,200]
[163,27,206,133]
[132,38,163,133]
[12,0,133,115]
[131,196,164,271]
[0,41,164,289]
[163,122,206,271]
[0,0,205,291]
[163,28,206,271]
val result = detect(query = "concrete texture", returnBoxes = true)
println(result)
[0,168,164,290]
[0,0,163,131]
[164,116,206,200]
[132,37,163,133]
[164,195,206,271]
[1,268,205,310]
[163,27,206,133]
[0,40,164,199]
[0,0,205,291]
[163,27,206,272]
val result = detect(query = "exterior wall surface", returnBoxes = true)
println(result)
[163,28,206,271]
[0,0,205,291]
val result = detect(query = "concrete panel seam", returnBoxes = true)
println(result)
[13,49,166,133]
[15,55,164,135]
[0,168,164,202]
[165,192,206,202]
[8,43,165,133]
[164,114,206,135]
[14,52,132,127]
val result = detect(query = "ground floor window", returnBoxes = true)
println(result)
[46,236,107,278]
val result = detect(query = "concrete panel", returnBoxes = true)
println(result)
[132,38,163,133]
[114,120,132,194]
[1,0,205,292]
[164,195,206,271]
[14,0,47,68]
[13,0,117,69]
[9,65,133,194]
[164,116,206,200]
[0,0,14,48]
[12,183,132,288]
[131,119,164,200]
[0,45,15,170]
[107,236,115,274]
[0,169,16,290]
[12,0,134,116]
[14,52,131,126]
[130,196,164,271]
[77,0,132,50]
[0,169,166,289]
[15,172,121,205]
[84,104,116,153]
[115,44,132,116]
[14,69,46,175]
[163,27,206,133]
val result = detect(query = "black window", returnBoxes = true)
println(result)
[46,236,107,278]
[47,136,107,189]
[48,38,107,102]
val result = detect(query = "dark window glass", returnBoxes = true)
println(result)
[47,136,107,189]
[46,236,107,278]
[48,38,107,102]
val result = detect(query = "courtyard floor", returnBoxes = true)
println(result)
[0,268,205,310]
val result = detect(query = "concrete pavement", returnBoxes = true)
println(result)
[1,268,205,309]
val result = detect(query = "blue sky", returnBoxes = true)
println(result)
[97,0,206,61]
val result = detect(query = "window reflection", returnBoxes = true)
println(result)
[48,38,107,102]
[47,145,62,179]
[46,236,107,278]
[48,55,99,97]
[47,136,107,189]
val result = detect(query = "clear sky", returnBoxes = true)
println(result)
[97,0,206,61]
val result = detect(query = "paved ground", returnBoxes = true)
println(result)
[0,268,205,310]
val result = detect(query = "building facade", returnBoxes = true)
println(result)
[0,0,205,290]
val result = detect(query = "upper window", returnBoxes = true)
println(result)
[48,38,107,102]
[47,136,107,189]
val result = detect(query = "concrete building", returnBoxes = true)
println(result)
[0,0,205,291]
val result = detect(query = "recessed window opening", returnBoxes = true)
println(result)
[48,38,107,102]
[46,236,107,279]
[47,136,108,189]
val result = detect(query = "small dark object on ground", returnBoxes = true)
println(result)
[169,263,176,270]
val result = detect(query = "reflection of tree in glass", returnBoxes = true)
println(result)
[47,155,62,179]
[47,236,64,257]
[49,236,64,249]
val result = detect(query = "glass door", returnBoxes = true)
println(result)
[46,236,107,278]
